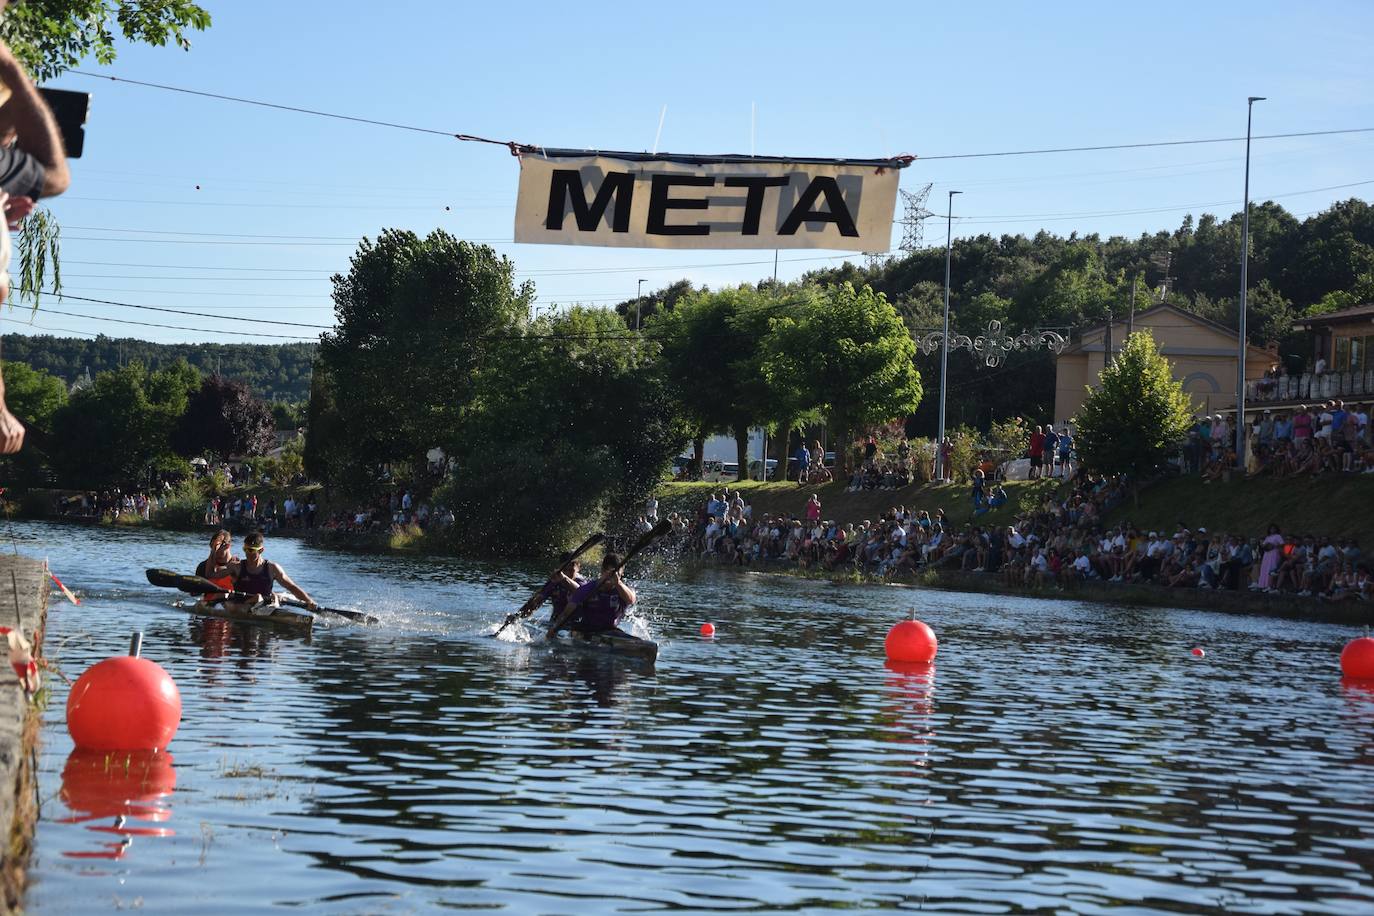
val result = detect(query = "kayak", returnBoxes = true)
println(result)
[173,597,314,632]
[550,627,659,663]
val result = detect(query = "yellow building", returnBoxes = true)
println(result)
[1054,303,1273,424]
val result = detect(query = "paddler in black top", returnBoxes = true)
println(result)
[549,553,636,637]
[224,531,318,614]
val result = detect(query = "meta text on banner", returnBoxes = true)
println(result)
[514,152,907,251]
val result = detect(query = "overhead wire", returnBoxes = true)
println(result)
[66,68,1374,163]
[23,304,319,339]
[16,289,332,330]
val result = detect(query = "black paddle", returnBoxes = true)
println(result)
[145,568,379,625]
[492,532,605,638]
[545,519,672,638]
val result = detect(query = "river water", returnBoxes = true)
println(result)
[14,520,1374,914]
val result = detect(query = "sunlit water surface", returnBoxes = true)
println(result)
[14,521,1374,914]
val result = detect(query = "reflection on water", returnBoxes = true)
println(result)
[59,750,176,860]
[18,520,1374,913]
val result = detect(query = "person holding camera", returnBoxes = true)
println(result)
[0,12,72,454]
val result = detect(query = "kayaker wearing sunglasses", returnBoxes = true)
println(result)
[224,531,318,614]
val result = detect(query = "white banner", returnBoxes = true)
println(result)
[514,152,905,251]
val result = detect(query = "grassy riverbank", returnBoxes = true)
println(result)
[656,478,1058,529]
[657,474,1374,544]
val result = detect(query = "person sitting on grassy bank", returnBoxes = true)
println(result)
[678,472,1370,602]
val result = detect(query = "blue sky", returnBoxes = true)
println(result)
[5,0,1373,345]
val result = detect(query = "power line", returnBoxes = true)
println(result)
[918,127,1374,161]
[69,70,535,153]
[949,178,1374,223]
[56,285,329,300]
[60,224,360,240]
[64,259,336,272]
[25,304,318,339]
[66,69,1374,163]
[60,273,327,282]
[62,195,472,211]
[19,290,332,330]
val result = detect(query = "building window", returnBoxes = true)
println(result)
[1333,334,1374,372]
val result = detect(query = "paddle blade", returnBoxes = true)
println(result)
[146,568,221,595]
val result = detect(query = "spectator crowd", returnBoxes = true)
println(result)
[680,472,1372,603]
[1187,400,1373,481]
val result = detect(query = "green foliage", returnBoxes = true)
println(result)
[1,334,316,403]
[48,361,197,488]
[764,282,923,445]
[800,197,1374,435]
[172,374,276,459]
[14,206,60,308]
[311,230,531,494]
[0,0,211,81]
[1307,271,1374,318]
[1075,332,1193,480]
[448,307,689,553]
[945,427,981,484]
[0,360,65,428]
[653,285,787,478]
[987,415,1028,460]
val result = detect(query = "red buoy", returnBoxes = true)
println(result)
[885,619,938,664]
[1340,637,1374,680]
[700,622,715,637]
[66,656,181,751]
[1191,647,1205,658]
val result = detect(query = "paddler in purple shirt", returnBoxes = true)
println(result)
[548,553,637,637]
[535,552,585,622]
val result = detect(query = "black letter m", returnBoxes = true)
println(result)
[545,169,634,232]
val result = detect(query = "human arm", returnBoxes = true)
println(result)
[608,570,636,607]
[0,41,70,197]
[270,562,315,609]
[0,360,23,453]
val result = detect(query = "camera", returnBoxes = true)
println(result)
[37,87,89,158]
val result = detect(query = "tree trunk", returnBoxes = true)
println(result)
[692,435,705,480]
[735,427,750,482]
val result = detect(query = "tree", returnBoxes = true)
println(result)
[1074,331,1193,494]
[0,361,66,485]
[0,360,65,429]
[449,307,688,553]
[312,230,531,492]
[173,375,276,459]
[48,361,196,488]
[653,286,789,480]
[0,1,211,81]
[764,283,923,450]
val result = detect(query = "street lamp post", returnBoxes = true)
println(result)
[636,278,648,330]
[1236,96,1265,468]
[936,190,961,480]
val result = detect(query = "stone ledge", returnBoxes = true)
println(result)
[0,556,51,916]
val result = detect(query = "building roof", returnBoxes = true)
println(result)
[1059,302,1271,358]
[1291,302,1374,330]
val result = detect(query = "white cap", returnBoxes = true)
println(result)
[1198,527,1208,534]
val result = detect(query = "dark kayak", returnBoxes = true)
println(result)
[550,628,658,663]
[173,597,314,632]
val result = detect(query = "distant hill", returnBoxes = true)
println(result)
[0,334,317,403]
